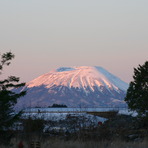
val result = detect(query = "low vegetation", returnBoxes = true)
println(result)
[0,113,148,147]
[0,136,148,148]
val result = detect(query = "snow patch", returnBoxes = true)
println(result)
[56,67,75,72]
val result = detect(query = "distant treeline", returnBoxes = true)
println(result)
[34,104,67,108]
[49,104,67,108]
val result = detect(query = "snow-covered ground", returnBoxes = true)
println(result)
[22,112,107,123]
[22,107,137,121]
[23,107,123,113]
[17,107,137,133]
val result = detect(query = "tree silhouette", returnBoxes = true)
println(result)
[0,52,26,144]
[125,61,148,118]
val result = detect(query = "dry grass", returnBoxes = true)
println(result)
[0,138,148,148]
[1,114,147,147]
[41,139,148,148]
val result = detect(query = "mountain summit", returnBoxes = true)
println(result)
[16,66,128,109]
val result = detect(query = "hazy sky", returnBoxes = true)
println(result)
[0,0,148,83]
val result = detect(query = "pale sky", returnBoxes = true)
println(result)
[0,0,148,83]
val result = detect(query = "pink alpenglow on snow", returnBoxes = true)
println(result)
[27,66,128,92]
[16,66,129,109]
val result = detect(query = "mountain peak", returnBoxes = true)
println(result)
[16,66,128,109]
[27,66,128,92]
[56,67,76,72]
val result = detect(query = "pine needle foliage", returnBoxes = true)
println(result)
[125,61,148,118]
[0,52,26,144]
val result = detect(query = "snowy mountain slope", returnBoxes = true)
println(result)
[15,66,129,109]
[27,66,128,92]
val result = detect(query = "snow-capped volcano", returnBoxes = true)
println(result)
[27,66,127,92]
[16,66,128,109]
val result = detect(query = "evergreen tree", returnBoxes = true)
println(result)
[0,52,26,144]
[125,61,148,117]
